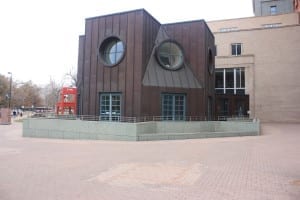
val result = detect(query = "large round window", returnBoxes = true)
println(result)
[99,37,125,66]
[156,40,184,70]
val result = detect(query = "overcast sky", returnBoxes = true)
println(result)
[0,0,253,86]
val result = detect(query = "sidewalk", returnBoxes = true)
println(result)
[0,122,299,200]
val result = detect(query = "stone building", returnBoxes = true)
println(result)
[253,0,295,16]
[207,0,300,122]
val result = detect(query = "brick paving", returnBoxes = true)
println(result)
[0,122,299,200]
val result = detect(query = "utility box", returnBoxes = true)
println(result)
[0,108,11,125]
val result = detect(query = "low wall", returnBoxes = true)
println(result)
[23,118,260,141]
[136,121,260,141]
[23,119,137,141]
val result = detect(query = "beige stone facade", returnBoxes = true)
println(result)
[207,12,300,122]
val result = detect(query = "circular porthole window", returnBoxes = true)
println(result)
[208,48,214,75]
[99,37,125,66]
[156,40,184,70]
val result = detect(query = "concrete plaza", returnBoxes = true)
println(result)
[0,122,299,200]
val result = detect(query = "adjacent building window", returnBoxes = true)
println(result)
[262,23,281,28]
[99,37,125,66]
[156,40,184,70]
[270,6,277,15]
[100,93,121,121]
[219,27,238,32]
[215,68,245,95]
[231,43,242,56]
[162,93,186,120]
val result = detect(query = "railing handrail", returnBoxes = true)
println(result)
[29,112,251,123]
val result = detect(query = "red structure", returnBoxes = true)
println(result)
[56,87,77,115]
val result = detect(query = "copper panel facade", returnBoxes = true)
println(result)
[77,9,215,119]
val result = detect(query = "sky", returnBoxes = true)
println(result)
[0,0,253,86]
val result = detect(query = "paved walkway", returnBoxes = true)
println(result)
[0,122,299,200]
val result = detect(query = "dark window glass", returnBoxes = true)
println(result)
[241,69,245,88]
[231,43,242,56]
[231,45,235,55]
[215,89,224,94]
[225,69,234,88]
[236,89,245,95]
[236,44,241,55]
[162,94,173,119]
[215,70,224,88]
[226,89,234,94]
[236,69,241,88]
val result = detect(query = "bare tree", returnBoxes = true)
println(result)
[43,77,62,110]
[64,67,77,87]
[12,81,43,108]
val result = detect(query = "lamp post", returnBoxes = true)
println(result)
[8,72,12,109]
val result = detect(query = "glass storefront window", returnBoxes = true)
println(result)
[215,68,245,95]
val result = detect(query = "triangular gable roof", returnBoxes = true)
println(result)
[142,27,202,88]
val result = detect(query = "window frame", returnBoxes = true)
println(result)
[231,43,242,56]
[270,5,277,15]
[215,68,245,95]
[156,40,184,71]
[161,93,186,121]
[219,27,238,32]
[99,93,122,121]
[99,36,126,67]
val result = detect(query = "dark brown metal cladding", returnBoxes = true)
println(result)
[82,20,92,115]
[89,19,98,116]
[77,9,215,118]
[141,20,214,118]
[77,36,85,115]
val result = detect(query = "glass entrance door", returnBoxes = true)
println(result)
[100,93,121,121]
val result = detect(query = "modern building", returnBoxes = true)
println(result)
[253,0,295,16]
[207,0,300,122]
[77,9,215,121]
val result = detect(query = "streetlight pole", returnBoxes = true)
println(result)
[8,72,12,109]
